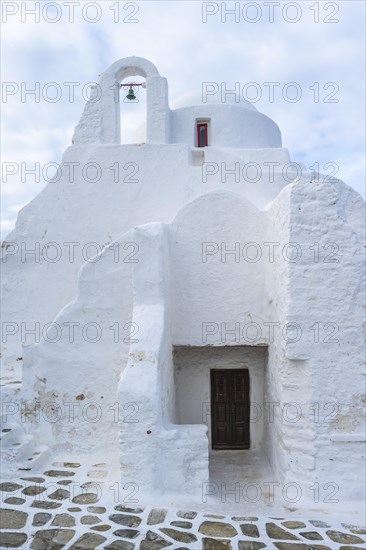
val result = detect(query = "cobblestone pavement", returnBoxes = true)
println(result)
[0,460,365,549]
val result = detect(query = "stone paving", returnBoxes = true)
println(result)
[0,460,365,549]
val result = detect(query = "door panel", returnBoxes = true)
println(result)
[211,369,250,450]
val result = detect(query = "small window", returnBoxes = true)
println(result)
[196,122,209,147]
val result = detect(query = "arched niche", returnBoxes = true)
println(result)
[73,56,170,145]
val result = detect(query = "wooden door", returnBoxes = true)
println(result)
[210,369,250,450]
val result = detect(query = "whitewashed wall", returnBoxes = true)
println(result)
[1,57,364,506]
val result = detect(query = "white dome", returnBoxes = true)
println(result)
[170,88,258,112]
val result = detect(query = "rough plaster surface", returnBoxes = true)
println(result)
[1,57,365,508]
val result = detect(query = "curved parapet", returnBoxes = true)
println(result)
[20,230,135,452]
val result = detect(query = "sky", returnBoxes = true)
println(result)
[1,0,365,238]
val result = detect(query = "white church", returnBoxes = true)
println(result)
[1,57,365,509]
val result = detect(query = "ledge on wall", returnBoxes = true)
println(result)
[330,432,366,442]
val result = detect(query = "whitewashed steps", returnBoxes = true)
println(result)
[0,416,50,477]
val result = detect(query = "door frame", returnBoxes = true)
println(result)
[210,368,250,450]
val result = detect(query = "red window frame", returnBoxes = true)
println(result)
[197,122,208,147]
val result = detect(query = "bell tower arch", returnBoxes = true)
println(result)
[73,56,170,145]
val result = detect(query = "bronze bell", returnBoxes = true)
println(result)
[126,86,136,101]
